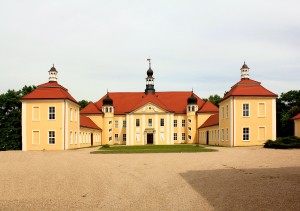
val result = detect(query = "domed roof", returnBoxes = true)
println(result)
[147,67,153,76]
[241,61,249,69]
[49,65,58,72]
[103,93,113,106]
[187,92,198,104]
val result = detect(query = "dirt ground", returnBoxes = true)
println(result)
[0,146,299,211]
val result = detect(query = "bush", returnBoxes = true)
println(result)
[101,144,110,148]
[264,136,300,149]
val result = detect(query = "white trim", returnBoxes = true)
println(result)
[48,106,56,120]
[22,103,27,151]
[242,126,250,142]
[258,126,266,141]
[170,114,174,144]
[242,102,250,117]
[32,130,40,145]
[32,106,40,121]
[258,102,266,118]
[48,130,56,145]
[272,99,276,140]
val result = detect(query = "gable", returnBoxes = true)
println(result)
[131,102,169,114]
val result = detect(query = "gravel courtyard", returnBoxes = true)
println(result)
[0,146,299,211]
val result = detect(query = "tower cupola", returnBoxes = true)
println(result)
[145,58,155,94]
[102,91,114,113]
[240,61,250,80]
[187,91,198,113]
[48,64,58,82]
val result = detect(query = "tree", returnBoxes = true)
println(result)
[277,90,300,137]
[203,94,222,107]
[78,100,89,110]
[0,85,36,151]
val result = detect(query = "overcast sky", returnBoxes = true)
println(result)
[0,0,299,101]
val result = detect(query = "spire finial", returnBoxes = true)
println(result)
[147,57,151,68]
[53,64,55,67]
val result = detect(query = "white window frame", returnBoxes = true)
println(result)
[123,120,126,128]
[160,132,164,141]
[221,129,224,141]
[74,132,77,144]
[160,118,164,127]
[114,134,118,142]
[258,102,266,118]
[70,108,73,122]
[123,134,126,142]
[182,120,186,127]
[258,126,266,141]
[148,119,152,127]
[48,130,56,145]
[32,106,40,121]
[242,103,250,117]
[226,128,229,141]
[173,133,177,141]
[32,130,40,145]
[174,120,177,127]
[226,105,229,118]
[136,119,140,127]
[136,133,140,141]
[182,133,186,141]
[243,127,250,141]
[48,106,56,120]
[222,107,224,119]
[115,120,118,128]
[70,131,73,144]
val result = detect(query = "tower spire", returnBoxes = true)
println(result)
[48,64,58,82]
[240,61,250,80]
[145,58,155,94]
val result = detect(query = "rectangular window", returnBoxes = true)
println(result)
[79,132,82,144]
[222,107,224,119]
[243,103,250,117]
[49,131,55,144]
[182,120,186,127]
[123,120,126,128]
[32,106,40,121]
[182,133,186,141]
[115,120,118,128]
[226,128,229,141]
[258,127,266,141]
[136,119,140,127]
[32,131,40,145]
[148,119,152,127]
[243,127,250,141]
[160,132,164,141]
[74,109,77,121]
[49,107,55,120]
[174,120,177,127]
[173,133,177,140]
[258,103,266,117]
[160,118,164,126]
[222,129,224,141]
[123,134,126,142]
[70,108,73,121]
[74,132,77,144]
[226,105,229,118]
[136,133,140,141]
[70,131,73,144]
[114,134,118,142]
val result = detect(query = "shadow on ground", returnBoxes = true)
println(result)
[180,166,300,211]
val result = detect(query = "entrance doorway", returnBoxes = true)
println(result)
[91,133,94,146]
[206,131,209,145]
[147,133,153,144]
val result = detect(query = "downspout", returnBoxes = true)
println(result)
[64,99,66,150]
[232,96,235,147]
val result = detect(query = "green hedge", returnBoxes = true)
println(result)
[264,136,300,149]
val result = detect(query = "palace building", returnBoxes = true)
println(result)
[21,61,277,150]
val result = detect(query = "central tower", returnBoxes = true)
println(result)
[145,58,155,94]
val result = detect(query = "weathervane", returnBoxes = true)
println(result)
[147,57,151,68]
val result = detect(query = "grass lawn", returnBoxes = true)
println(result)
[90,144,217,154]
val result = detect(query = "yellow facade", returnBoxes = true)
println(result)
[22,99,80,150]
[218,97,276,146]
[199,125,219,145]
[294,119,300,137]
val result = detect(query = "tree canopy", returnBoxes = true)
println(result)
[0,85,36,151]
[78,99,89,110]
[203,94,222,107]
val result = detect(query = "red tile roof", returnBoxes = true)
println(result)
[80,102,102,114]
[198,101,219,113]
[95,92,206,115]
[292,113,300,120]
[199,113,219,128]
[220,79,277,102]
[80,116,102,130]
[21,81,78,104]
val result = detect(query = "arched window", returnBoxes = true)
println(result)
[109,107,112,112]
[105,107,108,112]
[188,106,190,112]
[192,106,195,111]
